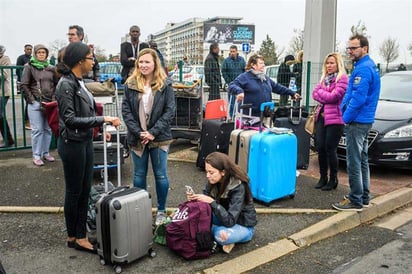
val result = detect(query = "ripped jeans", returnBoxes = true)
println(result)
[211,214,255,246]
[131,146,169,211]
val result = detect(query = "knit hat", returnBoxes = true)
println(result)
[0,45,5,57]
[34,44,49,58]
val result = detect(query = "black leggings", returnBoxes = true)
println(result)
[315,115,344,179]
[58,138,94,239]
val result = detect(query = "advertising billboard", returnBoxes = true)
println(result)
[203,23,255,44]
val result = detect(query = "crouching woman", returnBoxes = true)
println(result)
[188,152,257,254]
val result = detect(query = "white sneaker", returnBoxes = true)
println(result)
[155,211,167,226]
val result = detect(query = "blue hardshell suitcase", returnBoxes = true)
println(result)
[248,102,297,204]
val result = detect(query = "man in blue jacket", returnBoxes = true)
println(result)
[333,34,381,211]
[221,45,246,117]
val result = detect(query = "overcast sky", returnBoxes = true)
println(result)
[1,0,412,64]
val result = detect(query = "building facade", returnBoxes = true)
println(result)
[147,16,255,68]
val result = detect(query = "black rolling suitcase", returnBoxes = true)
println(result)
[274,101,310,169]
[95,124,155,273]
[196,119,234,169]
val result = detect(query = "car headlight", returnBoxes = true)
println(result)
[384,124,412,138]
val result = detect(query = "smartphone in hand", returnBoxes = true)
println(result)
[185,185,195,195]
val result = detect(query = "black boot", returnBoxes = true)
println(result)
[322,176,338,191]
[315,176,328,189]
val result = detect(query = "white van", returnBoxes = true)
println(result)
[265,65,280,82]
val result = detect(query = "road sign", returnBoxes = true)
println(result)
[242,43,250,53]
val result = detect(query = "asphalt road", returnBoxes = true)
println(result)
[0,139,411,273]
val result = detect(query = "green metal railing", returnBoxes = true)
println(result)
[1,65,31,152]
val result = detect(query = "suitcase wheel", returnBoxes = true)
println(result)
[289,194,295,199]
[149,248,156,258]
[99,258,106,265]
[114,265,122,274]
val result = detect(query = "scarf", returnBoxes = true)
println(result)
[30,56,49,70]
[324,73,337,87]
[250,69,266,81]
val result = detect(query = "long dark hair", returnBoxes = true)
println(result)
[56,42,90,75]
[205,152,253,203]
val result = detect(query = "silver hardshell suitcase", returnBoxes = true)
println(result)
[95,121,155,273]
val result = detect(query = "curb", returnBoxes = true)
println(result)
[0,206,335,215]
[202,186,412,274]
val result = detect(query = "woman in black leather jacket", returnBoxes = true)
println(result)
[187,152,257,254]
[55,42,120,254]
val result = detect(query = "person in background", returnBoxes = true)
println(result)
[397,63,407,71]
[120,25,149,84]
[55,42,120,253]
[204,42,222,101]
[16,44,33,86]
[187,152,257,254]
[122,48,175,226]
[229,54,300,118]
[277,54,295,106]
[20,44,59,166]
[293,50,304,93]
[312,52,348,191]
[221,45,246,118]
[149,40,166,73]
[60,25,100,82]
[0,45,15,148]
[16,44,33,129]
[182,56,191,67]
[333,34,381,211]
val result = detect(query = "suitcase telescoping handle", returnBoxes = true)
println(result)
[259,102,275,133]
[102,122,122,193]
[233,101,253,129]
[289,99,302,126]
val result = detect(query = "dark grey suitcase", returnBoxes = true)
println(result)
[94,141,124,165]
[96,187,155,272]
[95,123,155,273]
[196,119,234,169]
[274,101,310,169]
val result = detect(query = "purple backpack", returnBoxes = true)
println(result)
[166,201,213,260]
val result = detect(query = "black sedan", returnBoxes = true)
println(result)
[337,71,412,168]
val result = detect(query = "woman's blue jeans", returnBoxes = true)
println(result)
[131,146,169,211]
[28,101,52,159]
[212,214,254,246]
[345,123,372,206]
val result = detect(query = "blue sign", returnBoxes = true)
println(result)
[242,43,250,53]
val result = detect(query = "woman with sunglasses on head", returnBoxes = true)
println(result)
[55,42,120,254]
[229,54,300,119]
[312,52,348,191]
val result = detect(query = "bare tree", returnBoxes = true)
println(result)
[408,42,412,57]
[93,45,107,62]
[350,21,368,36]
[379,37,400,72]
[48,39,67,58]
[258,34,283,65]
[287,28,304,55]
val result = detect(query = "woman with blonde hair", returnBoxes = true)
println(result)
[122,48,175,225]
[312,52,348,191]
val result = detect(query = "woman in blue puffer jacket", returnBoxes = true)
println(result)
[312,52,348,191]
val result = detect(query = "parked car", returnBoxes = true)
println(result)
[265,64,280,82]
[337,71,412,168]
[99,62,123,90]
[265,64,280,101]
